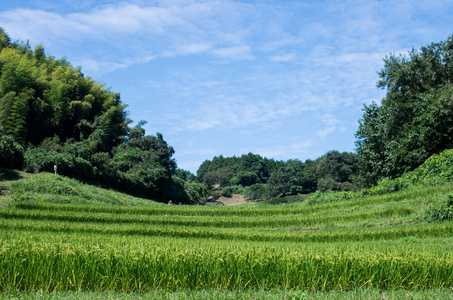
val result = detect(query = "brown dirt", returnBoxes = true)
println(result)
[217,194,248,206]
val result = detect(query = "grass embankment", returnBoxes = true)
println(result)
[1,151,453,298]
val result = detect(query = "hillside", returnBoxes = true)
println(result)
[1,151,453,298]
[0,169,161,207]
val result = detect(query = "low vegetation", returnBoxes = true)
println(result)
[1,151,453,298]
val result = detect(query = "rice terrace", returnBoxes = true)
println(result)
[1,150,453,299]
[1,3,453,298]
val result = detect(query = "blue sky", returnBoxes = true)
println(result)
[1,0,452,173]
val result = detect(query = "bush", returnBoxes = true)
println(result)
[243,183,268,200]
[219,185,244,198]
[229,171,260,186]
[0,134,24,169]
[424,194,453,222]
[24,148,75,174]
[364,149,453,197]
[220,186,233,197]
[181,178,207,204]
[24,147,95,181]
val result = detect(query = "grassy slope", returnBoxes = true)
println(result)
[0,169,161,207]
[1,151,453,298]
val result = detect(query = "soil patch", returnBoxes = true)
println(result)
[217,194,248,206]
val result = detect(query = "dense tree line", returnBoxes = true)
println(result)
[0,29,204,204]
[196,150,359,200]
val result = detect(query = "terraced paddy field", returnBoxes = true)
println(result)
[1,171,453,299]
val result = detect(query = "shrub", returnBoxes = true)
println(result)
[24,147,75,174]
[424,194,453,222]
[24,147,95,181]
[243,183,268,200]
[229,171,260,187]
[220,185,244,198]
[0,133,24,169]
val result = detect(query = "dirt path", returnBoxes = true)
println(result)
[217,194,248,206]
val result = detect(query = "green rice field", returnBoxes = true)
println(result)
[1,172,453,298]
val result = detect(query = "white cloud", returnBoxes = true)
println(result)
[269,53,296,62]
[76,55,155,75]
[212,45,254,60]
[316,114,346,137]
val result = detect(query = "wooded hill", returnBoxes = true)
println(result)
[1,28,452,204]
[0,28,205,204]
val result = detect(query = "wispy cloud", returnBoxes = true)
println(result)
[269,53,296,62]
[0,1,257,71]
[2,0,452,172]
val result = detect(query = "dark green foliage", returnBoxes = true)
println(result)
[181,179,207,204]
[23,147,94,180]
[316,150,359,192]
[126,132,176,175]
[236,153,268,183]
[203,167,234,190]
[199,150,360,200]
[356,34,453,185]
[219,186,234,198]
[175,169,197,183]
[196,153,281,187]
[196,155,232,183]
[0,31,187,203]
[303,149,453,207]
[267,160,306,197]
[0,28,11,50]
[0,133,24,169]
[229,171,260,186]
[111,144,167,196]
[0,33,130,147]
[267,158,322,197]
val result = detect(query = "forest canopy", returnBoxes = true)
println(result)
[0,28,205,204]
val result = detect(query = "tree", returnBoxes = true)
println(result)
[0,28,11,50]
[0,133,24,169]
[0,33,131,147]
[203,167,234,190]
[0,31,186,203]
[316,150,358,191]
[267,159,315,197]
[175,169,197,182]
[229,171,260,186]
[111,144,168,198]
[237,153,267,182]
[356,34,453,185]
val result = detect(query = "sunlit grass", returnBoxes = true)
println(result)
[1,171,453,296]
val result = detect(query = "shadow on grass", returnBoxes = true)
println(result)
[0,168,24,182]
